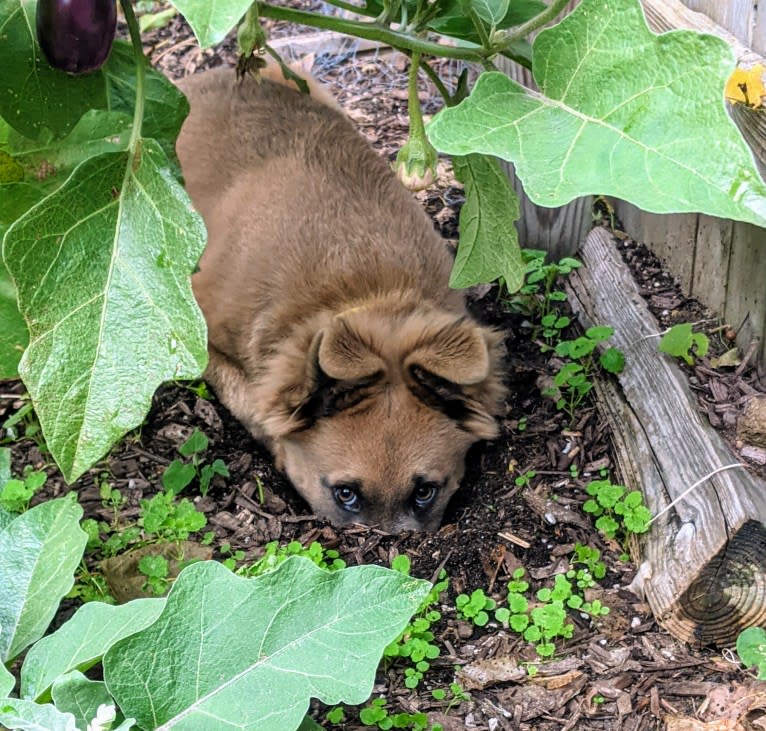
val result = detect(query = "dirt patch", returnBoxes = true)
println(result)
[2,13,766,731]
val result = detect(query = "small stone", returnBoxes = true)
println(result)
[737,395,766,448]
[456,621,474,639]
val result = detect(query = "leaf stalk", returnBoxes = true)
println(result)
[119,0,145,156]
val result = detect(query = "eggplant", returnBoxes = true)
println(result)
[36,0,117,74]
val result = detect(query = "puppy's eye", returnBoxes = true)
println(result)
[333,484,361,512]
[412,482,439,510]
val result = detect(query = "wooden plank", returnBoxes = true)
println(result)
[756,3,766,57]
[567,227,766,647]
[689,214,733,314]
[723,221,766,354]
[615,201,698,294]
[681,0,757,51]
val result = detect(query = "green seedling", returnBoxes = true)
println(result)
[67,561,115,604]
[540,313,572,343]
[325,706,346,724]
[495,566,608,658]
[220,541,247,571]
[237,540,346,578]
[184,381,213,399]
[659,323,710,365]
[455,588,496,627]
[507,251,581,331]
[0,466,46,513]
[140,490,207,542]
[498,571,574,658]
[1,399,48,452]
[431,683,470,714]
[98,475,126,525]
[583,478,651,543]
[358,697,431,730]
[569,544,606,589]
[138,553,170,596]
[545,327,625,421]
[384,556,447,688]
[514,469,536,488]
[736,627,766,679]
[162,427,229,497]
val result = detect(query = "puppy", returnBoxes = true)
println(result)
[176,66,506,532]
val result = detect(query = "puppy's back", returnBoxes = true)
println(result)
[177,68,463,354]
[176,68,351,219]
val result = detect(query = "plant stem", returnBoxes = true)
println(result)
[408,51,425,139]
[321,0,377,16]
[256,2,484,61]
[119,0,145,154]
[419,59,453,106]
[500,0,570,43]
[465,4,492,52]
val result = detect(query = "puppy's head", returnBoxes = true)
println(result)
[255,305,506,532]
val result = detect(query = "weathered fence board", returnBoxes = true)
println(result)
[682,0,765,55]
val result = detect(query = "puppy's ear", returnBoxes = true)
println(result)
[317,317,385,380]
[256,319,385,438]
[404,319,490,385]
[405,319,506,440]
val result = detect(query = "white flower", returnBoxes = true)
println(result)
[86,703,116,731]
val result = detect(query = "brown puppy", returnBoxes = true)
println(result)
[176,67,506,532]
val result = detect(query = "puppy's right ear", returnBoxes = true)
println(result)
[255,320,384,438]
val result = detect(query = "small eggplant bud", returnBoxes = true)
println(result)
[394,135,438,191]
[36,0,117,75]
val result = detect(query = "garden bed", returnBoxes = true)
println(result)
[2,12,766,731]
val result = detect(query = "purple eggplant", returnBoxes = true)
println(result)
[36,0,117,74]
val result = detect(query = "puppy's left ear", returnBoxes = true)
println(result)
[254,318,386,439]
[405,319,506,440]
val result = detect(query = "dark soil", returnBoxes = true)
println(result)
[2,9,766,731]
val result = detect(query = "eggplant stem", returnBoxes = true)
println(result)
[119,0,145,155]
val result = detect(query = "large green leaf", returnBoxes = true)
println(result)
[2,111,132,185]
[428,0,766,228]
[104,558,431,731]
[169,0,253,47]
[451,153,523,290]
[0,699,77,730]
[0,496,86,663]
[0,0,108,139]
[4,142,207,482]
[0,259,25,377]
[0,663,13,698]
[428,0,544,38]
[0,447,10,486]
[21,598,165,701]
[50,672,116,731]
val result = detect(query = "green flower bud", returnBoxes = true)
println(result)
[395,135,438,191]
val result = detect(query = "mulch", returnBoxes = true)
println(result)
[2,7,766,730]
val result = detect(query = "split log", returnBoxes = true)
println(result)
[566,227,766,647]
